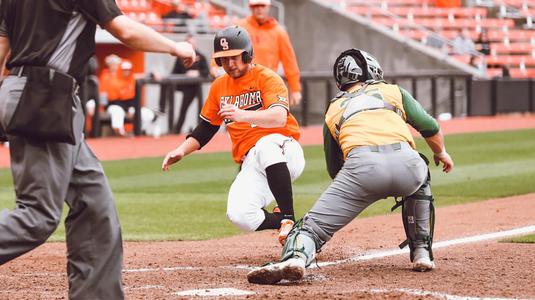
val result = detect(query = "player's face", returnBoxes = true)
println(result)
[250,4,270,23]
[220,54,250,78]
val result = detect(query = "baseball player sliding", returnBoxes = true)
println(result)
[162,26,305,245]
[247,49,454,284]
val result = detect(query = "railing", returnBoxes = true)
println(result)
[116,70,474,136]
[298,70,473,126]
[132,75,212,135]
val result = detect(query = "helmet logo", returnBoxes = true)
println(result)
[220,38,229,50]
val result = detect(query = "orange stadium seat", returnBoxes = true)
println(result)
[486,55,535,67]
[372,17,513,30]
[328,0,535,77]
[491,42,535,55]
[342,0,431,7]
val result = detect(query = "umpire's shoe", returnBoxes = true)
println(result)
[247,257,305,284]
[412,248,435,272]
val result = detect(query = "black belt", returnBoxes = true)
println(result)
[9,66,79,93]
[9,66,30,76]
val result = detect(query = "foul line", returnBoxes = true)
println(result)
[368,288,532,300]
[121,224,535,273]
[315,224,535,268]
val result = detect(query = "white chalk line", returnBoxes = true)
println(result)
[368,288,533,300]
[315,224,535,268]
[121,224,535,272]
[174,288,255,297]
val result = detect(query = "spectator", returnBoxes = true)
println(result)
[501,64,511,78]
[469,55,487,76]
[100,55,158,136]
[452,29,476,55]
[170,34,209,133]
[162,1,193,20]
[475,30,491,56]
[233,0,302,106]
[162,0,194,33]
[425,27,448,53]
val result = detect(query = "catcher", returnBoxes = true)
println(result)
[162,26,305,244]
[247,48,454,284]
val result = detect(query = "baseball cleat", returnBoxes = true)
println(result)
[278,219,294,246]
[412,248,435,272]
[247,257,305,285]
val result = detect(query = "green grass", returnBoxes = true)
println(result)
[502,234,535,243]
[0,129,534,242]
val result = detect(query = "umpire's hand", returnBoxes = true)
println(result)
[173,41,196,68]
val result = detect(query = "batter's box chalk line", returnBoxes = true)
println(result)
[173,287,255,297]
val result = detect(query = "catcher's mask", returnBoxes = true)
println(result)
[333,49,384,91]
[213,26,254,66]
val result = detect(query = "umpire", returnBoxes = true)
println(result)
[0,0,194,298]
[247,48,454,284]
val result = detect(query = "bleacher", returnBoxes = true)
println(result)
[323,0,535,78]
[116,0,235,34]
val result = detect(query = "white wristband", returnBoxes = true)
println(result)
[435,149,447,158]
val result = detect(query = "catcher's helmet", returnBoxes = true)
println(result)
[333,49,383,90]
[213,26,254,66]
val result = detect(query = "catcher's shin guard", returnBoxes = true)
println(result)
[400,168,435,262]
[280,216,323,267]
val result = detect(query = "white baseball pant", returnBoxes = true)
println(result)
[226,133,305,231]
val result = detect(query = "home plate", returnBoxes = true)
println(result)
[174,288,255,297]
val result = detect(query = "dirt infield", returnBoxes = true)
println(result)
[1,114,535,299]
[0,194,534,299]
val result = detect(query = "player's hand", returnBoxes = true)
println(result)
[218,104,246,123]
[162,147,185,171]
[433,151,454,173]
[173,41,196,68]
[290,91,302,106]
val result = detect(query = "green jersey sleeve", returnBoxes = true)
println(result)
[400,87,440,138]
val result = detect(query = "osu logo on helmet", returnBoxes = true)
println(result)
[220,38,229,51]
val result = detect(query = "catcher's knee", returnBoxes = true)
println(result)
[401,174,436,261]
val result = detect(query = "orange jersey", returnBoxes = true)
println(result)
[201,64,300,163]
[236,16,301,93]
[99,69,122,101]
[118,73,136,100]
[99,68,135,102]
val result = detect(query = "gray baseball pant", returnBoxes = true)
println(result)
[297,142,428,264]
[0,75,124,299]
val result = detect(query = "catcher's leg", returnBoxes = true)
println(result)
[247,153,384,284]
[401,168,436,272]
[246,216,323,284]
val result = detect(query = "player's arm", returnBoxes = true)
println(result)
[0,36,9,77]
[0,11,9,78]
[218,104,287,128]
[162,119,220,171]
[400,87,454,172]
[323,122,344,179]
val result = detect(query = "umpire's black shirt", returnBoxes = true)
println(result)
[0,0,122,82]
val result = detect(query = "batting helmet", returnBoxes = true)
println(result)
[333,49,384,90]
[213,26,254,66]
